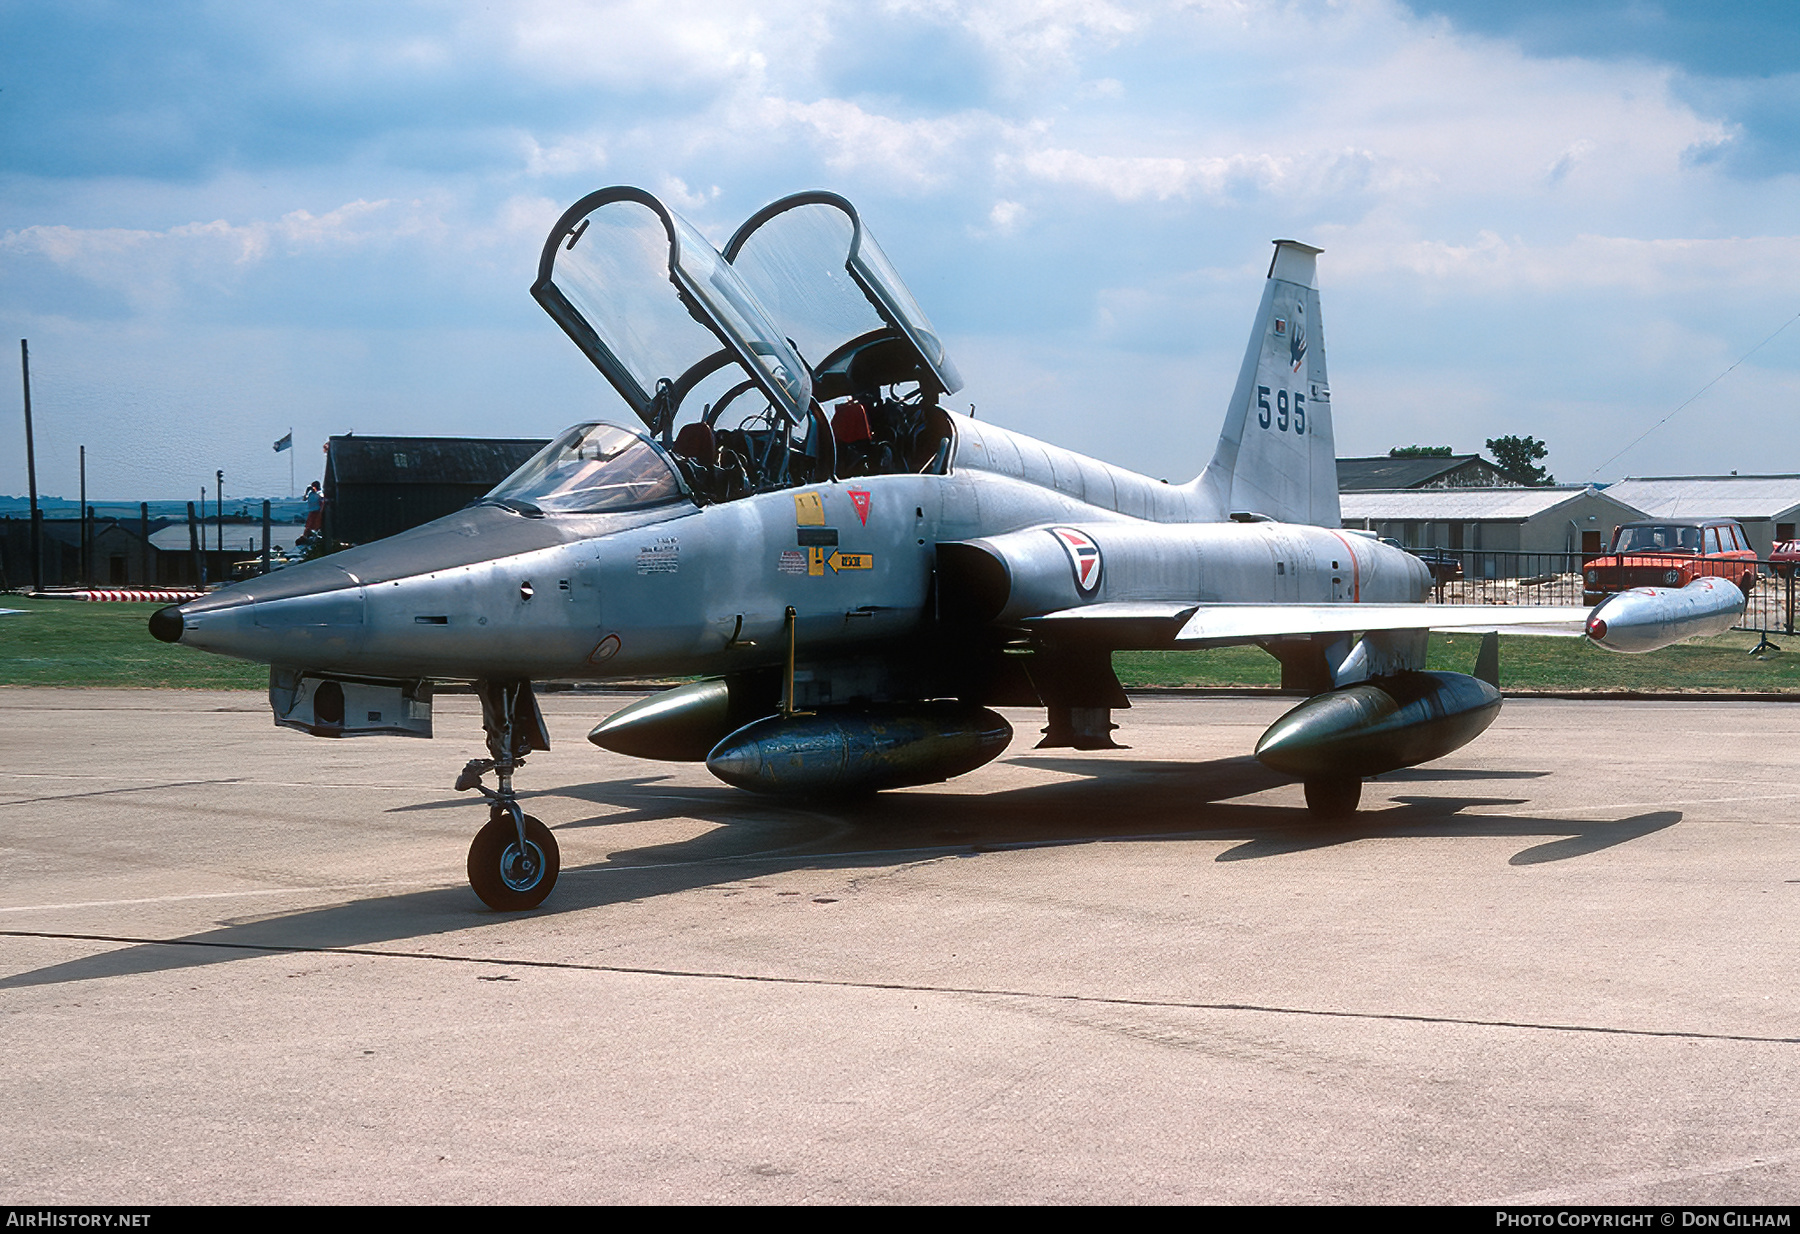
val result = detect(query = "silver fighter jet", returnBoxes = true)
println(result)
[148,187,1742,909]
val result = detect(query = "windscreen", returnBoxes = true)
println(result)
[1614,525,1702,554]
[485,423,687,514]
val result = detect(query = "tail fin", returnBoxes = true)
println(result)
[1192,240,1340,527]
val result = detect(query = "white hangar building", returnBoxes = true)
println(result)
[1599,475,1800,557]
[1338,485,1651,573]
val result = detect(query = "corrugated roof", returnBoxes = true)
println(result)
[1602,476,1800,521]
[1339,485,1644,521]
[326,436,548,486]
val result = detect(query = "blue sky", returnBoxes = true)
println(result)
[4,0,1799,500]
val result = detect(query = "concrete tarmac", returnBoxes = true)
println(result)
[2,686,1798,1205]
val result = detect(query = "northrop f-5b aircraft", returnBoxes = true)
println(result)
[148,187,1747,909]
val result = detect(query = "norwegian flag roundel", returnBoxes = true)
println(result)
[1049,527,1103,596]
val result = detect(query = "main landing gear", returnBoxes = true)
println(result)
[1303,776,1362,819]
[456,680,560,910]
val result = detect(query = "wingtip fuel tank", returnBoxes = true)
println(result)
[1585,577,1745,654]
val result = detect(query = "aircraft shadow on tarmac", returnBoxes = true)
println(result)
[1,755,1678,991]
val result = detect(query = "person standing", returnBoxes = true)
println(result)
[301,481,323,542]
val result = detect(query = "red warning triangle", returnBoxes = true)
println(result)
[848,491,871,525]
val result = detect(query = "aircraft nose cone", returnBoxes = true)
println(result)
[148,605,185,644]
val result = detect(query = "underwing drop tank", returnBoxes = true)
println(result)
[1585,577,1745,654]
[1254,671,1502,780]
[589,678,766,762]
[705,703,1013,796]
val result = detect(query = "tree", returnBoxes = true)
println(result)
[1486,435,1554,486]
[1388,445,1454,458]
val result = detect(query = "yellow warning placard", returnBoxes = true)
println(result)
[828,551,873,572]
[808,546,826,576]
[794,492,826,526]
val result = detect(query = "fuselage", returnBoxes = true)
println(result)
[162,410,1431,683]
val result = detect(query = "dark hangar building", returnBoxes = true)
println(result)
[1335,453,1521,491]
[323,435,549,546]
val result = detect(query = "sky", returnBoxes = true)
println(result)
[4,0,1800,501]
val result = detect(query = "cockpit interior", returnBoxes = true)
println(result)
[521,188,966,510]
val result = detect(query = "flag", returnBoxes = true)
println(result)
[273,431,293,453]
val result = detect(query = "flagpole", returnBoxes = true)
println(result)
[289,428,294,497]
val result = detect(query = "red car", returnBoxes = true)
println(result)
[1770,540,1800,579]
[1583,519,1759,605]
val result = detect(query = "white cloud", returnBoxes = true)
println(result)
[755,97,1003,189]
[1329,229,1800,297]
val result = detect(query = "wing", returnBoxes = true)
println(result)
[1021,601,1591,649]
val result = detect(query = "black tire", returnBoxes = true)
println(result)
[467,810,560,911]
[1303,777,1362,819]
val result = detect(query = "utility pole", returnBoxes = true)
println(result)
[215,469,223,561]
[261,499,270,577]
[79,445,87,588]
[139,501,150,586]
[188,500,202,586]
[21,340,41,592]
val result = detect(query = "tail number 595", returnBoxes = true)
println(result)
[1257,386,1306,435]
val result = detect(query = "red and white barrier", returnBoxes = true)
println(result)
[76,589,206,603]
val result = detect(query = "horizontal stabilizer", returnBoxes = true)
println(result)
[1175,603,1594,645]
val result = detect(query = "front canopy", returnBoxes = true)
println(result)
[531,187,812,438]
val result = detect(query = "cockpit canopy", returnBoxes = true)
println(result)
[483,422,687,516]
[532,188,811,435]
[724,191,962,401]
[530,186,961,503]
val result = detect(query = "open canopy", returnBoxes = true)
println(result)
[531,187,812,439]
[724,191,962,400]
[530,186,961,500]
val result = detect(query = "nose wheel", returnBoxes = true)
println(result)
[457,679,560,910]
[467,807,560,911]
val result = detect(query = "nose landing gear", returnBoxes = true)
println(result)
[457,680,560,910]
[467,807,560,911]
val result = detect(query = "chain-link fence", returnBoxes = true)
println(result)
[1409,548,1797,637]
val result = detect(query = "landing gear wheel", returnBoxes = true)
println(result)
[1303,776,1362,819]
[467,810,560,910]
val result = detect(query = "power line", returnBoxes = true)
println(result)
[1587,307,1800,480]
